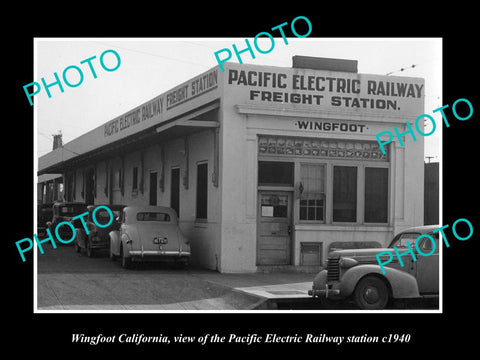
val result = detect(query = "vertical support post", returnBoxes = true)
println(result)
[140,150,144,194]
[212,127,219,187]
[183,136,189,190]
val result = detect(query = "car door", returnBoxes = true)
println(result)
[390,232,419,275]
[414,234,439,294]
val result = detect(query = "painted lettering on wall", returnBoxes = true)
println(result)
[166,69,218,110]
[295,121,367,133]
[104,69,218,138]
[227,69,424,111]
[104,96,163,137]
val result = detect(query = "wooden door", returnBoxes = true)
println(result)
[257,191,292,265]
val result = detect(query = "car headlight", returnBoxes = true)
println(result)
[339,257,358,268]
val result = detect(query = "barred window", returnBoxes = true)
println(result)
[299,164,325,221]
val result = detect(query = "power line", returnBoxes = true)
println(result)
[386,64,417,76]
[90,41,212,69]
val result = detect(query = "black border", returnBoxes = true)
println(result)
[8,6,478,354]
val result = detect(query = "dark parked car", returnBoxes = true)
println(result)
[74,204,125,257]
[37,203,54,237]
[308,225,439,309]
[47,202,87,241]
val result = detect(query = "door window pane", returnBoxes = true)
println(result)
[365,167,388,223]
[333,166,357,222]
[261,194,288,218]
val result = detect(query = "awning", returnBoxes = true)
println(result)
[38,101,220,175]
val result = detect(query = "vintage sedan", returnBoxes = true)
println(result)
[74,204,125,257]
[37,203,54,237]
[308,225,439,309]
[109,206,191,268]
[46,202,87,241]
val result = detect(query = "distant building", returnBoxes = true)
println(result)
[424,162,439,225]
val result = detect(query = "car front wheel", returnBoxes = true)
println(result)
[353,276,389,310]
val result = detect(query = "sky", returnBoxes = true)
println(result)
[35,38,442,160]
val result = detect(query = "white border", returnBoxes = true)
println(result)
[33,37,443,314]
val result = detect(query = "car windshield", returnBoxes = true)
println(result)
[94,209,122,225]
[136,212,171,222]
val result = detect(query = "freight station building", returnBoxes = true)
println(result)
[38,56,425,273]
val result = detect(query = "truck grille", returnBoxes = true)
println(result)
[327,257,340,282]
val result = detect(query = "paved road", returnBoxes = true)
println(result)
[36,244,312,311]
[36,244,438,311]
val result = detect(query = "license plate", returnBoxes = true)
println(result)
[153,237,168,245]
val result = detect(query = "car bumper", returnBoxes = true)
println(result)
[308,269,342,299]
[308,285,341,298]
[128,250,191,261]
[89,241,109,249]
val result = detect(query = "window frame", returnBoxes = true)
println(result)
[132,166,138,191]
[258,138,391,227]
[298,163,326,223]
[332,165,358,224]
[364,166,389,224]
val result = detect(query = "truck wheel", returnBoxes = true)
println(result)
[353,276,389,310]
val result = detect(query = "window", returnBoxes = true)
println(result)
[93,209,118,225]
[171,168,180,217]
[196,162,208,220]
[365,167,388,223]
[136,212,171,222]
[333,166,357,222]
[394,233,419,248]
[419,234,438,253]
[132,167,138,191]
[258,161,294,186]
[299,164,325,221]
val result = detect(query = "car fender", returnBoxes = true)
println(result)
[312,270,328,290]
[339,265,420,299]
[120,232,134,258]
[109,230,121,256]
